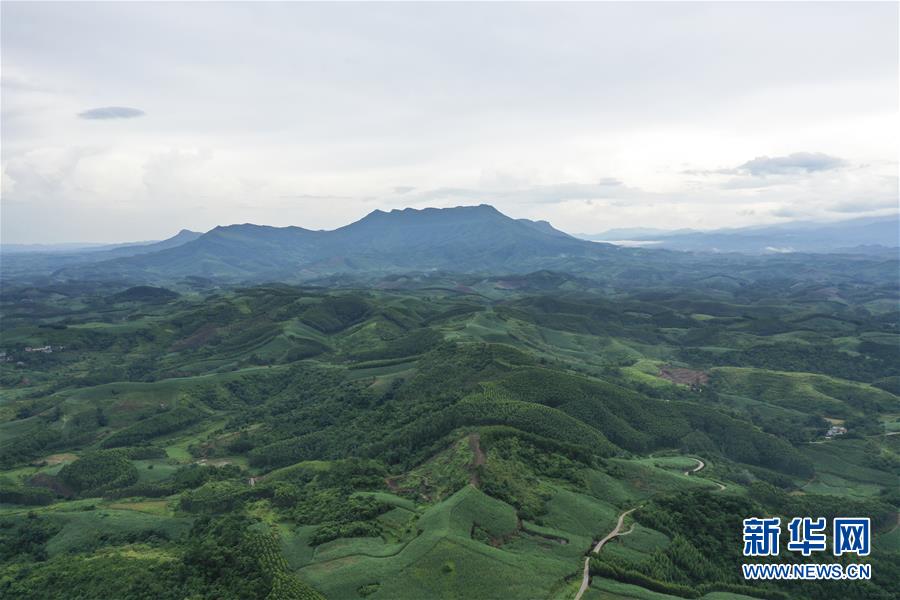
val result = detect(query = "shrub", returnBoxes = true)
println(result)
[58,449,138,494]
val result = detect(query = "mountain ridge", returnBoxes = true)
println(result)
[52,205,611,282]
[3,205,895,287]
[578,214,899,254]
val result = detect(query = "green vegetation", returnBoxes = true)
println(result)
[58,449,139,494]
[0,266,897,599]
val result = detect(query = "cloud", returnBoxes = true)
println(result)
[2,3,897,242]
[771,206,806,218]
[738,152,846,176]
[393,186,416,195]
[681,167,738,176]
[685,152,849,179]
[827,196,899,214]
[77,106,145,120]
[511,180,626,204]
[406,180,629,206]
[278,193,352,201]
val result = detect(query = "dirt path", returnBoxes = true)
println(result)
[684,457,705,476]
[468,433,486,488]
[684,457,726,490]
[574,508,637,600]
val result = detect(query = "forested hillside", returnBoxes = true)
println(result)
[1,269,898,599]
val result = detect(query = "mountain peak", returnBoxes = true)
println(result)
[363,203,501,217]
[55,204,607,281]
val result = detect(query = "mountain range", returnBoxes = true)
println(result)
[2,205,898,286]
[23,205,615,282]
[579,214,899,254]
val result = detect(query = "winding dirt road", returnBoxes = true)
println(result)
[684,458,705,476]
[684,457,726,490]
[574,508,636,600]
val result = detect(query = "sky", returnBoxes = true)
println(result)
[1,2,898,244]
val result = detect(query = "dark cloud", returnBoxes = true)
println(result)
[738,152,846,176]
[78,106,145,120]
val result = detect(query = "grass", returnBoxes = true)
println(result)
[608,458,722,498]
[881,414,900,433]
[604,524,669,554]
[633,456,702,472]
[586,579,760,600]
[133,459,179,482]
[44,509,192,557]
[391,436,473,502]
[279,523,319,570]
[712,367,900,419]
[162,417,229,463]
[3,282,899,599]
[314,536,409,562]
[297,486,578,600]
[540,486,618,542]
[800,439,898,498]
[875,520,900,553]
[353,491,420,512]
[104,500,173,516]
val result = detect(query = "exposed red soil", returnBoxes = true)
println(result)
[468,433,486,488]
[658,366,709,386]
[171,324,219,351]
[27,473,74,498]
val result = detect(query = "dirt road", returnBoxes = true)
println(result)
[684,457,726,491]
[684,457,705,476]
[574,508,636,600]
[468,433,486,488]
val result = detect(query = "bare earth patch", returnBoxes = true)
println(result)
[468,433,486,488]
[658,366,709,387]
[39,453,78,466]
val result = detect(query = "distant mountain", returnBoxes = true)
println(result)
[56,205,611,281]
[5,206,896,289]
[0,242,114,254]
[0,230,202,256]
[577,227,697,240]
[0,229,204,281]
[579,214,899,254]
[99,229,203,257]
[516,218,575,239]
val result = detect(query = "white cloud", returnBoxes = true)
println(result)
[1,2,897,242]
[738,153,847,176]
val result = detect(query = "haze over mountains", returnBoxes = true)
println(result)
[1,205,897,286]
[580,214,899,254]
